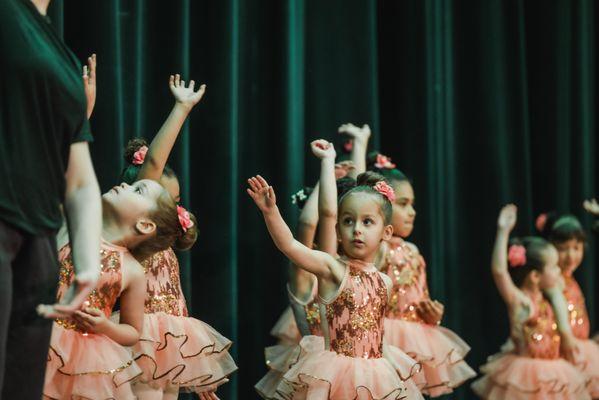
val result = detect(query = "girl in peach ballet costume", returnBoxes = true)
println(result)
[256,125,368,398]
[248,145,423,400]
[42,178,187,400]
[121,75,237,400]
[471,204,590,399]
[537,211,599,398]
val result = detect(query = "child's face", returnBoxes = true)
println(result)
[390,181,416,238]
[102,179,164,226]
[160,175,181,203]
[538,245,562,289]
[337,193,393,261]
[554,239,584,276]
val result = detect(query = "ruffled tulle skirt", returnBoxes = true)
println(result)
[255,341,303,398]
[574,339,599,398]
[132,312,237,394]
[43,323,142,400]
[384,318,476,396]
[271,306,302,344]
[272,335,424,400]
[471,352,591,400]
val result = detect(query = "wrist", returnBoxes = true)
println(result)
[174,101,193,113]
[263,205,279,217]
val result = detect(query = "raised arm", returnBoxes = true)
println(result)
[247,175,342,282]
[296,183,319,248]
[289,183,319,298]
[83,54,96,119]
[137,74,206,181]
[38,142,102,319]
[338,123,371,179]
[311,140,338,256]
[491,204,522,307]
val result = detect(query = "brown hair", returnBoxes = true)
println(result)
[338,171,393,224]
[508,237,552,287]
[131,190,198,261]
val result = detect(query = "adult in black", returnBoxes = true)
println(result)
[0,0,102,398]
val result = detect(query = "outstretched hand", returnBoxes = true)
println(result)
[498,204,517,232]
[583,199,599,216]
[170,74,206,110]
[338,122,371,143]
[83,53,97,119]
[311,139,336,160]
[247,175,277,213]
[36,270,98,319]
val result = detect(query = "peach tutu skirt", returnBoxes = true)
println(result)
[43,323,142,400]
[384,318,476,396]
[471,352,591,400]
[574,339,599,398]
[132,312,237,394]
[271,306,302,344]
[273,335,424,400]
[256,341,304,398]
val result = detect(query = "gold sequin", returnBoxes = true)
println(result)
[55,246,123,333]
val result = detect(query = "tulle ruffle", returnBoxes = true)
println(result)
[384,318,476,396]
[471,352,590,400]
[133,312,237,394]
[273,335,424,399]
[43,323,141,400]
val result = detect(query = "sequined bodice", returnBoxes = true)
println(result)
[324,260,388,359]
[142,248,188,316]
[289,281,322,337]
[384,237,429,322]
[515,295,560,359]
[563,276,590,340]
[56,241,124,333]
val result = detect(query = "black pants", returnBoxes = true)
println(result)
[0,220,57,400]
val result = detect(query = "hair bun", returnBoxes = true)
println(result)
[174,211,198,251]
[356,171,387,188]
[124,137,149,164]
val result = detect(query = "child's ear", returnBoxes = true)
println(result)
[336,223,342,242]
[529,270,541,285]
[382,224,394,241]
[135,219,157,236]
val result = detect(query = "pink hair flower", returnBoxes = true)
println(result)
[132,146,148,165]
[177,205,194,233]
[374,154,396,169]
[535,213,547,232]
[373,181,396,203]
[343,140,353,153]
[508,245,527,268]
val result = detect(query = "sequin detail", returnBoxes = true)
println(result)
[325,260,388,359]
[304,300,322,336]
[55,245,122,333]
[518,296,561,359]
[142,248,188,317]
[563,276,590,340]
[384,237,429,322]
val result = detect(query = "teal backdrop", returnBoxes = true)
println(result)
[49,1,598,398]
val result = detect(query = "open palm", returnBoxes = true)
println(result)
[169,74,206,109]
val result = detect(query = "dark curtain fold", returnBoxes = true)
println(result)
[49,1,598,398]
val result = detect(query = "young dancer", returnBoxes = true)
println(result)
[248,171,423,399]
[471,205,590,399]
